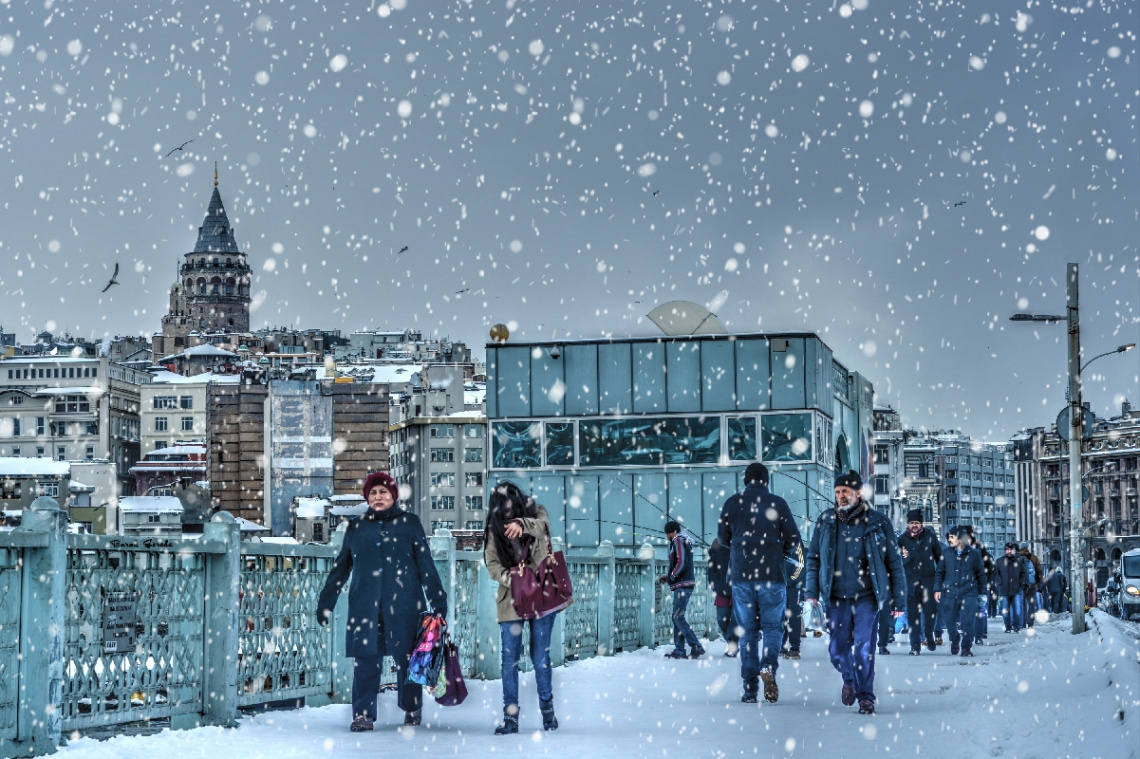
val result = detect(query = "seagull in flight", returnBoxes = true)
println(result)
[455,288,469,294]
[165,139,195,157]
[954,201,967,207]
[397,246,409,254]
[102,263,120,293]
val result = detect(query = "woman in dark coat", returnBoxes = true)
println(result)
[317,472,447,732]
[484,481,569,735]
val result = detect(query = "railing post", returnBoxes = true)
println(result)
[549,537,565,668]
[14,497,66,756]
[595,541,616,656]
[327,523,352,703]
[200,511,240,727]
[475,549,501,680]
[430,529,458,634]
[637,541,657,649]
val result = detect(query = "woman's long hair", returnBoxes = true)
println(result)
[485,480,538,566]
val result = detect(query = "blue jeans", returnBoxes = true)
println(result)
[1000,593,1024,631]
[500,614,557,709]
[976,593,989,637]
[716,603,740,643]
[732,581,786,690]
[945,593,978,649]
[826,597,879,703]
[672,587,700,651]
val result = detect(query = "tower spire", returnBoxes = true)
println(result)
[214,161,218,187]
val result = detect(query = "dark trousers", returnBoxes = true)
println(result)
[1048,590,1063,614]
[907,588,938,649]
[716,603,740,643]
[1024,589,1038,626]
[877,603,893,648]
[944,593,978,650]
[351,654,420,720]
[826,597,879,703]
[783,592,802,652]
[672,587,700,651]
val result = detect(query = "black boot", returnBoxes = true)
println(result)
[403,709,422,727]
[540,698,559,731]
[494,708,519,736]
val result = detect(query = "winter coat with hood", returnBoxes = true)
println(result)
[317,507,447,660]
[717,481,804,585]
[896,528,943,592]
[993,553,1027,597]
[804,501,907,612]
[935,543,987,598]
[484,504,574,623]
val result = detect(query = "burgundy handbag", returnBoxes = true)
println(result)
[434,635,467,707]
[509,527,574,620]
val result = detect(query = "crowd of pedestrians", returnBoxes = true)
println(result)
[318,465,1069,732]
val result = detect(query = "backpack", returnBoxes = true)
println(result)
[1024,557,1036,586]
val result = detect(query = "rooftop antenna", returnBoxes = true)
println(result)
[214,161,218,187]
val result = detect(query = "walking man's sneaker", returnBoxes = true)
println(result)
[950,641,960,655]
[813,630,824,638]
[841,681,856,707]
[760,668,779,703]
[350,716,375,732]
[909,648,921,656]
[858,699,876,715]
[877,646,890,655]
[781,650,801,660]
[664,648,689,659]
[935,636,944,646]
[689,645,706,659]
[926,642,937,652]
[403,709,422,727]
[724,640,739,657]
[960,648,974,658]
[741,691,759,704]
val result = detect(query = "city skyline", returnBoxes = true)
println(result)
[0,0,1135,441]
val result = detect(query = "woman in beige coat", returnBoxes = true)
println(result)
[484,481,568,735]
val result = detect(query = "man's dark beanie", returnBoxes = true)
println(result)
[834,470,862,491]
[954,526,972,542]
[744,462,769,485]
[664,520,681,535]
[906,508,924,523]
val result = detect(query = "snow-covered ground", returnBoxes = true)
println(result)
[59,610,1138,758]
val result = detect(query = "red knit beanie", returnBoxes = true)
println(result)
[362,471,399,503]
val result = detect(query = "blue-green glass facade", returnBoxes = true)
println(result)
[486,334,875,552]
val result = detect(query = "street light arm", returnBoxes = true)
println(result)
[1080,343,1136,373]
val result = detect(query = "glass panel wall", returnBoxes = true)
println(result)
[491,421,541,468]
[579,416,720,467]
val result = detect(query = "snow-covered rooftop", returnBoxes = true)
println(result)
[0,458,69,477]
[295,497,328,519]
[119,496,184,513]
[165,344,238,360]
[31,386,104,396]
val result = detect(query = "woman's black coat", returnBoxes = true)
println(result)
[317,508,447,660]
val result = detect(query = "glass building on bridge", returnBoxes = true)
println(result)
[485,333,875,552]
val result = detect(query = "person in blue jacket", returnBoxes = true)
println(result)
[805,470,906,716]
[934,526,986,657]
[318,471,448,732]
[659,520,704,659]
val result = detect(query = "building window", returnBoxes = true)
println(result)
[146,514,163,524]
[155,417,168,432]
[56,446,66,462]
[464,448,483,463]
[874,476,889,495]
[430,495,455,510]
[430,471,455,487]
[874,447,889,465]
[465,520,484,530]
[85,446,95,460]
[10,446,19,457]
[465,472,483,487]
[11,419,19,436]
[312,522,325,542]
[36,417,45,435]
[153,396,178,410]
[465,495,483,510]
[36,446,45,458]
[181,417,194,432]
[36,481,60,497]
[430,424,455,438]
[431,520,456,531]
[55,396,90,413]
[86,422,98,435]
[180,396,194,409]
[430,448,454,463]
[464,425,482,438]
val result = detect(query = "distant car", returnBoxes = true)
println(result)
[1119,548,1140,621]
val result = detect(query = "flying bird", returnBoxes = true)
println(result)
[165,139,194,157]
[954,201,967,207]
[652,190,660,196]
[397,246,409,254]
[102,263,120,293]
[455,288,469,294]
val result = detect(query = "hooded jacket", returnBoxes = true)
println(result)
[935,543,987,598]
[804,501,907,611]
[717,481,804,584]
[666,530,696,590]
[993,552,1027,597]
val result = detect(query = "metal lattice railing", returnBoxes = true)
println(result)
[613,562,643,652]
[452,557,482,677]
[563,559,602,659]
[62,539,208,730]
[0,548,22,741]
[236,547,336,707]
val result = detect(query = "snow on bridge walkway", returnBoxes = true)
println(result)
[57,611,1137,759]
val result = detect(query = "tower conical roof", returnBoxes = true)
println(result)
[193,186,241,254]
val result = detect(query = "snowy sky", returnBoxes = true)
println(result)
[0,0,1136,440]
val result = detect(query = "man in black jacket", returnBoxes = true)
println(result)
[659,520,704,659]
[805,470,906,716]
[707,538,740,656]
[993,542,1026,632]
[935,526,986,657]
[718,463,803,704]
[897,509,943,654]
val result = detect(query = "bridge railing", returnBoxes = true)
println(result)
[0,500,714,758]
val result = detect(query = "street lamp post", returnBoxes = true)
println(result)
[1010,264,1135,634]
